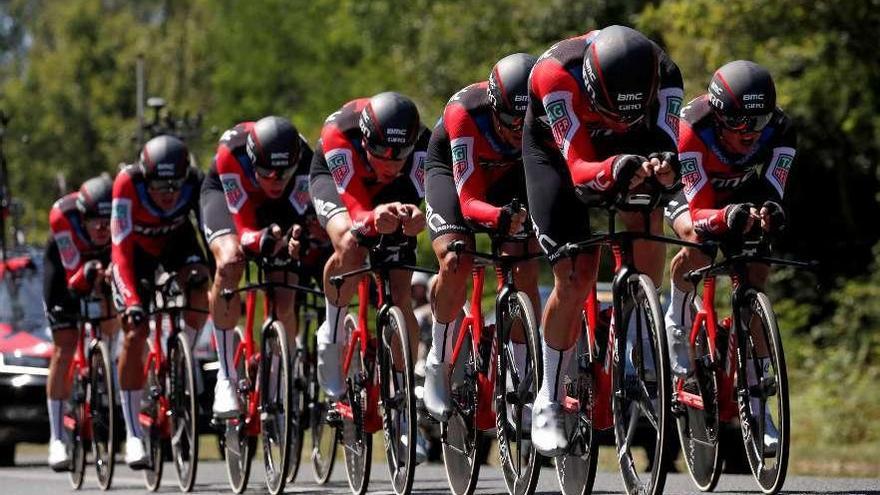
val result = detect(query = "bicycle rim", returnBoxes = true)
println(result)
[612,274,670,495]
[224,328,254,494]
[143,365,165,492]
[89,341,116,490]
[68,369,87,489]
[736,291,789,494]
[496,291,541,495]
[676,315,722,492]
[442,321,482,495]
[380,306,416,495]
[555,322,599,495]
[342,315,372,495]
[260,320,292,495]
[170,332,199,492]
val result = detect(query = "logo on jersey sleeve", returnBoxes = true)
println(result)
[450,137,475,193]
[542,92,580,158]
[679,152,707,202]
[289,175,311,215]
[766,147,795,198]
[54,232,81,270]
[111,198,132,245]
[326,148,354,193]
[220,173,248,214]
[410,151,427,198]
[658,87,683,140]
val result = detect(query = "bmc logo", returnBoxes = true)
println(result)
[617,93,643,101]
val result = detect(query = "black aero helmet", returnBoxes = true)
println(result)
[488,53,538,130]
[708,60,776,133]
[76,174,113,219]
[359,92,420,160]
[139,135,190,190]
[582,25,659,125]
[246,116,303,180]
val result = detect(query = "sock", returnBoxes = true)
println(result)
[428,319,454,364]
[665,283,694,329]
[665,283,694,374]
[47,399,65,442]
[510,341,527,377]
[536,339,574,404]
[625,310,654,373]
[214,326,237,381]
[183,324,199,348]
[323,301,345,345]
[119,389,144,439]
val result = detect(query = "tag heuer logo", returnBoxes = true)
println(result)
[546,100,571,146]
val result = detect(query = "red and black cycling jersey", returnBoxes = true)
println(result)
[428,82,523,230]
[315,98,429,236]
[110,165,201,308]
[526,30,683,192]
[48,193,110,294]
[679,95,797,235]
[211,121,314,253]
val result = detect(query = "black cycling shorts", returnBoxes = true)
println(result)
[111,222,207,311]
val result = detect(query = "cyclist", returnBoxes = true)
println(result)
[44,175,116,470]
[662,60,796,452]
[110,135,210,468]
[201,115,314,418]
[422,53,541,422]
[310,91,430,461]
[523,25,683,456]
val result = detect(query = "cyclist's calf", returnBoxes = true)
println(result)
[118,322,149,390]
[47,327,77,399]
[431,235,473,323]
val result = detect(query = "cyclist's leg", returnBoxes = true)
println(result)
[619,207,666,286]
[269,270,299,343]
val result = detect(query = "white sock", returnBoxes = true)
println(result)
[323,301,345,345]
[214,326,237,381]
[665,283,694,329]
[183,324,199,348]
[119,389,144,439]
[428,319,455,364]
[510,341,527,377]
[626,310,655,371]
[47,399,65,442]
[537,339,574,404]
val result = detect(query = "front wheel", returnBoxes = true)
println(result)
[496,291,541,495]
[68,367,87,489]
[612,274,671,495]
[309,324,338,484]
[224,327,255,494]
[89,340,116,490]
[379,306,417,495]
[259,320,293,495]
[341,314,372,495]
[169,331,199,492]
[143,363,165,492]
[286,337,306,484]
[735,290,789,494]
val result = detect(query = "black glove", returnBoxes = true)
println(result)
[761,201,786,233]
[611,154,647,190]
[258,224,280,257]
[125,305,146,326]
[647,151,680,189]
[83,260,102,286]
[496,204,515,235]
[724,202,754,233]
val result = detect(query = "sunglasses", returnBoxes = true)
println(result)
[85,217,111,230]
[254,165,296,182]
[497,111,525,132]
[363,138,414,161]
[715,111,773,134]
[148,177,186,193]
[592,101,647,128]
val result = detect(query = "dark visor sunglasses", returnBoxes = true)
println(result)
[254,165,296,181]
[148,177,186,192]
[363,139,414,161]
[715,110,773,134]
[497,111,525,131]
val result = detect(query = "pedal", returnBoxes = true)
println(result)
[325,408,343,428]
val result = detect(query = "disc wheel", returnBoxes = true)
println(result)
[260,320,293,495]
[342,315,372,495]
[224,327,255,494]
[89,340,116,490]
[169,331,199,492]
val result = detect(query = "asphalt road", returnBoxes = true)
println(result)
[1,457,878,494]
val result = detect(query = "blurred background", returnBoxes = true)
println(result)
[0,0,877,476]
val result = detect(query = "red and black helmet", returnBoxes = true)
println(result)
[359,92,420,160]
[708,60,776,133]
[76,174,113,219]
[246,115,303,181]
[582,25,659,127]
[488,52,538,130]
[138,135,190,190]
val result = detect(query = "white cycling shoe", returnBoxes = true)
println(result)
[531,400,568,457]
[762,409,780,456]
[317,342,347,400]
[423,359,452,422]
[213,378,241,419]
[400,421,428,465]
[125,437,149,469]
[48,439,70,471]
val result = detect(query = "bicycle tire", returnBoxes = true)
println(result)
[224,327,255,494]
[169,331,199,492]
[611,273,671,495]
[143,363,165,492]
[735,290,789,494]
[259,320,293,495]
[555,319,599,495]
[89,340,116,490]
[496,291,541,495]
[442,319,483,495]
[68,367,87,490]
[342,314,372,495]
[310,320,338,484]
[676,311,722,492]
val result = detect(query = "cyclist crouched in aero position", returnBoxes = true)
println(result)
[524,25,683,455]
[44,175,116,469]
[422,53,542,420]
[310,92,430,461]
[201,116,314,418]
[110,135,210,468]
[663,60,796,453]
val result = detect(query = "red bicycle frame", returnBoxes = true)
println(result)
[138,314,171,438]
[64,323,94,439]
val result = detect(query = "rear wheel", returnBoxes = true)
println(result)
[611,274,671,495]
[342,315,372,495]
[260,320,293,495]
[68,368,87,489]
[143,363,165,492]
[169,331,199,492]
[676,313,722,491]
[442,319,483,495]
[496,291,541,495]
[89,340,116,490]
[224,327,255,493]
[736,290,789,494]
